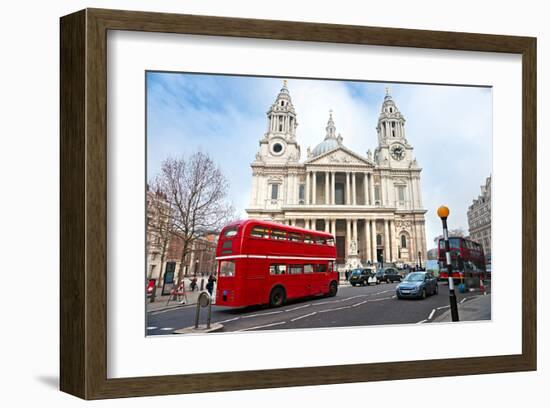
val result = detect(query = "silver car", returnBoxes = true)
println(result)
[396,272,439,299]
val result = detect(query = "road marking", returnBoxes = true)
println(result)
[238,321,287,331]
[428,309,436,320]
[218,317,241,324]
[147,326,158,330]
[291,312,317,322]
[241,310,284,319]
[436,305,450,310]
[417,320,428,324]
[460,298,467,304]
[392,295,397,299]
[285,304,312,312]
[160,327,174,331]
[318,305,352,313]
[367,296,394,302]
[352,300,368,307]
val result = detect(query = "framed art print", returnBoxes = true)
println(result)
[60,8,536,399]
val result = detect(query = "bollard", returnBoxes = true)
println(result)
[194,292,212,329]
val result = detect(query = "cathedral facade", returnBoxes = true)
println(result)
[246,81,427,270]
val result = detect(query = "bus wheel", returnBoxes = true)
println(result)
[328,281,338,297]
[269,286,286,307]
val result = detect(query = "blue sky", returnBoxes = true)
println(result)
[147,72,492,249]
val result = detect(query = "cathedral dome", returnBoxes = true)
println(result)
[312,138,338,157]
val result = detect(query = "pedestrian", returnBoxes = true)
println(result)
[190,276,198,291]
[206,274,217,296]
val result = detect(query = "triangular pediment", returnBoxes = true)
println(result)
[305,146,375,167]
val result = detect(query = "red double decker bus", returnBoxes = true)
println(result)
[438,236,486,282]
[214,219,338,308]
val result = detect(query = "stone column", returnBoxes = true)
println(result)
[365,220,372,262]
[346,219,351,257]
[331,171,336,205]
[325,171,330,204]
[380,174,385,206]
[325,218,330,232]
[371,220,377,263]
[384,219,390,264]
[352,219,358,247]
[305,171,310,205]
[390,220,398,262]
[312,171,317,205]
[331,219,336,236]
[369,173,374,205]
[312,218,317,230]
[352,172,357,205]
[346,172,351,205]
[364,173,369,206]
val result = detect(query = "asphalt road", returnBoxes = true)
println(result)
[146,281,490,335]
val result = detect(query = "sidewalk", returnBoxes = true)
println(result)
[147,277,212,313]
[434,293,491,322]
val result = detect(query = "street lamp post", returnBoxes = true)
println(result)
[437,205,459,322]
[418,251,422,270]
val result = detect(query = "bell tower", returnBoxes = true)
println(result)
[374,88,413,168]
[254,80,301,163]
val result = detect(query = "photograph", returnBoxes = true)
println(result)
[145,73,493,335]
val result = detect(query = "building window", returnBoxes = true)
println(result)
[271,184,279,200]
[376,234,382,246]
[401,234,407,248]
[299,184,305,204]
[397,186,405,204]
[374,185,380,204]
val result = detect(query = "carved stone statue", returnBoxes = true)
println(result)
[349,239,357,255]
[367,149,373,161]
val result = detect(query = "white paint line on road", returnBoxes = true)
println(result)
[318,305,352,313]
[436,305,450,310]
[352,300,368,307]
[238,321,287,332]
[285,304,312,312]
[417,320,428,324]
[460,298,467,304]
[392,295,397,299]
[241,310,284,319]
[160,327,174,331]
[218,317,241,324]
[428,309,436,320]
[147,326,158,330]
[367,296,394,302]
[291,312,317,322]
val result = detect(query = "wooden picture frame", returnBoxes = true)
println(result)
[60,8,536,400]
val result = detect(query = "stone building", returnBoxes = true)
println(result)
[146,187,218,291]
[467,175,491,261]
[246,81,427,271]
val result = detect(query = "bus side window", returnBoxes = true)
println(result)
[326,238,335,246]
[251,226,270,238]
[315,264,328,273]
[289,232,303,242]
[271,229,287,240]
[304,235,313,244]
[314,237,326,245]
[289,265,303,274]
[269,264,286,275]
[304,264,314,273]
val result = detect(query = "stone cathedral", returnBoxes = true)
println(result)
[246,81,427,272]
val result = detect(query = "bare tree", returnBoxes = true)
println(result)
[156,152,235,286]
